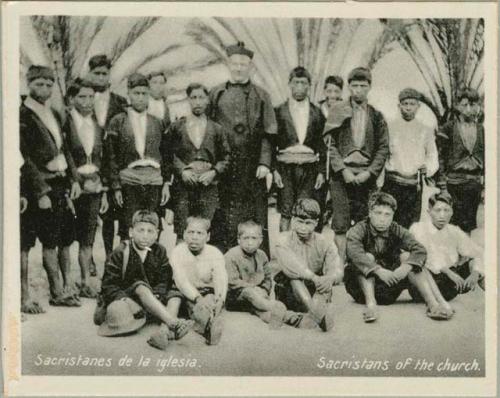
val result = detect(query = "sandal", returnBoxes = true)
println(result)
[147,325,172,351]
[173,319,194,340]
[204,315,223,345]
[426,306,452,320]
[362,308,378,323]
[49,296,81,307]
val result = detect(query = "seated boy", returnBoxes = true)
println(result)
[169,216,228,345]
[225,221,300,328]
[409,192,484,303]
[274,199,343,331]
[345,192,453,323]
[97,210,192,344]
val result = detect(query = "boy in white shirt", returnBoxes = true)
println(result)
[409,192,484,303]
[169,217,228,345]
[383,88,439,227]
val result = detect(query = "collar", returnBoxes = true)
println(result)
[240,247,256,258]
[350,98,368,111]
[425,219,448,234]
[95,89,110,99]
[24,96,50,113]
[289,97,310,108]
[187,114,207,124]
[70,108,93,128]
[128,108,147,118]
[369,223,390,238]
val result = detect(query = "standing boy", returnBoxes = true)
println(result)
[325,67,389,260]
[409,192,484,304]
[273,67,326,232]
[437,89,484,233]
[169,217,228,345]
[345,192,453,323]
[106,73,171,239]
[168,83,230,237]
[64,79,109,297]
[87,54,128,261]
[274,199,343,331]
[20,65,81,307]
[225,221,299,327]
[383,88,439,227]
[98,210,192,346]
[147,71,171,130]
[209,41,277,254]
[320,75,344,118]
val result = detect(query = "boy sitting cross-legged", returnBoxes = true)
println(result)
[225,221,300,328]
[168,216,228,345]
[274,199,343,331]
[96,210,193,344]
[345,192,454,323]
[409,192,484,304]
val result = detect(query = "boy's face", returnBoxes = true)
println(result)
[238,227,263,254]
[292,217,318,240]
[73,87,95,117]
[188,88,209,117]
[324,83,343,105]
[289,77,310,102]
[149,75,166,100]
[228,54,252,83]
[456,98,478,122]
[369,205,394,232]
[184,221,210,253]
[128,86,150,112]
[398,98,420,121]
[28,78,54,104]
[130,221,158,250]
[348,80,370,104]
[428,201,453,230]
[88,66,110,90]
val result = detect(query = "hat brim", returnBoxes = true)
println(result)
[98,317,146,337]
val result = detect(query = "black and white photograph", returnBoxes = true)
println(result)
[2,1,498,396]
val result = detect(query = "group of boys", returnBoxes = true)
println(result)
[20,41,485,348]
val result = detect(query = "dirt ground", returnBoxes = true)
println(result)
[21,208,485,377]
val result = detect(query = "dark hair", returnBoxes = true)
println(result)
[368,192,397,212]
[132,210,159,228]
[288,66,312,84]
[127,73,149,89]
[456,88,480,104]
[237,220,263,237]
[428,192,454,208]
[186,216,211,232]
[324,75,343,90]
[292,198,321,220]
[148,71,167,82]
[88,54,112,71]
[186,83,209,97]
[66,78,95,99]
[348,67,372,84]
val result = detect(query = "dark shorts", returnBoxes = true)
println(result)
[382,179,421,229]
[274,271,332,312]
[277,163,319,219]
[74,193,101,246]
[448,180,482,233]
[119,184,162,239]
[409,261,472,302]
[20,201,37,251]
[344,264,408,305]
[34,177,75,249]
[329,172,376,234]
[172,183,219,236]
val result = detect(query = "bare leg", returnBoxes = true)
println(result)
[42,247,64,299]
[357,275,378,322]
[422,269,453,314]
[290,280,313,311]
[78,245,97,298]
[241,287,276,312]
[58,245,73,291]
[21,250,45,314]
[279,217,291,232]
[134,285,179,328]
[165,297,182,318]
[408,271,450,320]
[334,234,347,262]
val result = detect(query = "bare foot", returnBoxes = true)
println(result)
[21,300,46,314]
[79,284,98,299]
[362,306,378,323]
